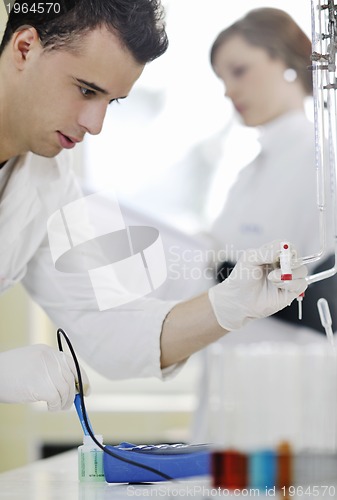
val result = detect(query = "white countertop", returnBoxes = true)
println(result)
[1,450,337,499]
[0,450,213,500]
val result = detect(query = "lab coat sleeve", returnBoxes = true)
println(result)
[23,250,179,380]
[21,165,180,381]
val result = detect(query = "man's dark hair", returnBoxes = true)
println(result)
[0,0,168,63]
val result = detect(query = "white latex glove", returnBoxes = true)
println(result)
[208,240,308,331]
[0,344,90,411]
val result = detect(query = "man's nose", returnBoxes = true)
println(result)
[78,103,108,136]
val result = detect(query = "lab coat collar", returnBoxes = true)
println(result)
[258,109,309,153]
[0,152,62,250]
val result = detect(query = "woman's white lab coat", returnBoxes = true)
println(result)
[0,151,177,380]
[191,109,335,442]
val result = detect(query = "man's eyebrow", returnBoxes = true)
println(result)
[75,78,128,101]
[75,78,109,95]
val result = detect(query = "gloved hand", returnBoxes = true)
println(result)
[0,344,90,411]
[208,240,308,331]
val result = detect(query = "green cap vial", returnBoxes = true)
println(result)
[78,435,105,482]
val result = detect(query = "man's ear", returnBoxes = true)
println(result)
[11,27,41,69]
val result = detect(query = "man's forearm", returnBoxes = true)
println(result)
[160,241,309,369]
[160,293,228,369]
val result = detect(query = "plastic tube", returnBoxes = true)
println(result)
[78,434,105,482]
[317,297,335,348]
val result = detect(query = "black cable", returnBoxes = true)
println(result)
[57,328,173,482]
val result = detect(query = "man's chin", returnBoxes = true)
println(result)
[31,144,63,159]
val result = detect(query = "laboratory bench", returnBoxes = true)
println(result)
[0,450,209,500]
[1,450,337,500]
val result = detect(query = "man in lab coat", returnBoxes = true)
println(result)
[0,0,307,411]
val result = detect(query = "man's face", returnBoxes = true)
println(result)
[11,27,144,158]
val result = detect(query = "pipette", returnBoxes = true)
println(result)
[317,298,335,348]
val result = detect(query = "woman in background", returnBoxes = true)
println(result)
[192,7,336,442]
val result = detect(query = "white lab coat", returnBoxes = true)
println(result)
[211,109,328,257]
[0,151,178,380]
[192,109,334,442]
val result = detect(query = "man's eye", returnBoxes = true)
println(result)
[80,87,96,98]
[109,98,120,105]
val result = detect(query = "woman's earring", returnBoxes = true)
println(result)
[283,68,297,83]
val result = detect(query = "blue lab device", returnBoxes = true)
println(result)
[103,442,211,483]
[73,391,210,482]
[67,332,210,484]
